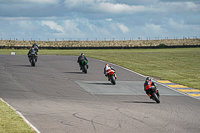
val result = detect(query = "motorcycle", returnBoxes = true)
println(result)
[147,85,160,103]
[80,60,88,74]
[29,52,37,67]
[106,69,117,85]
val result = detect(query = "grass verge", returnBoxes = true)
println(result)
[0,99,36,133]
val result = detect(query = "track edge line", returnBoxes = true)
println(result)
[0,98,41,133]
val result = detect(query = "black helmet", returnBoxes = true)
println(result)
[146,76,151,81]
[81,53,84,56]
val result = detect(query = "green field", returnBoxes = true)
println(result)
[0,48,200,132]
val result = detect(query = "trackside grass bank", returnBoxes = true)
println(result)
[0,99,36,133]
[0,48,200,132]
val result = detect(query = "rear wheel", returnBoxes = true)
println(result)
[82,65,87,74]
[152,92,160,103]
[110,75,116,85]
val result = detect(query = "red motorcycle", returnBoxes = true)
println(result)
[106,69,117,85]
[147,85,160,103]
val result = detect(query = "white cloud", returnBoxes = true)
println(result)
[0,0,59,4]
[117,23,130,33]
[41,21,64,33]
[63,0,166,14]
[160,2,200,13]
[64,20,80,33]
[91,2,149,14]
[18,21,35,30]
[0,0,200,40]
[24,0,58,4]
[64,0,94,6]
[106,18,112,21]
[63,0,200,14]
[0,17,30,21]
[142,23,163,35]
[185,2,200,11]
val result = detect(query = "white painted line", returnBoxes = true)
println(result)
[95,59,146,78]
[0,98,41,133]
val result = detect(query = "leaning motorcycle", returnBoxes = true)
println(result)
[147,86,160,103]
[29,53,37,67]
[106,69,117,85]
[81,60,88,74]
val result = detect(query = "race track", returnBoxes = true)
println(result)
[0,55,200,133]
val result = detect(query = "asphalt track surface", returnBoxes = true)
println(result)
[1,55,200,133]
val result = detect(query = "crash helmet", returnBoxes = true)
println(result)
[81,53,84,56]
[146,76,151,81]
[30,47,35,52]
[105,63,109,67]
[33,43,38,47]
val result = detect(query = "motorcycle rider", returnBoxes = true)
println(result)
[144,76,159,98]
[32,43,38,54]
[27,47,37,62]
[104,63,117,80]
[77,53,88,70]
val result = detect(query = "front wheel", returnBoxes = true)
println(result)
[31,58,35,67]
[110,75,116,85]
[152,92,160,103]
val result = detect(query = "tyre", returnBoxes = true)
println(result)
[110,75,116,85]
[82,65,87,74]
[31,58,35,67]
[152,92,160,103]
[31,58,35,66]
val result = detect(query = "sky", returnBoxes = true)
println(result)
[0,0,200,41]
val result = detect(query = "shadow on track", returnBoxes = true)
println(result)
[63,72,83,74]
[15,65,32,67]
[123,101,156,104]
[88,82,111,85]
